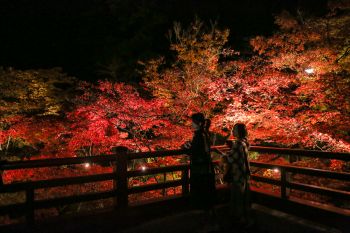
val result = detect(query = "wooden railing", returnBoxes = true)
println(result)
[214,145,350,201]
[0,146,349,225]
[249,146,350,201]
[0,148,190,224]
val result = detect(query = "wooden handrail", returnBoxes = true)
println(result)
[0,155,114,170]
[249,161,350,202]
[250,146,350,161]
[0,173,116,193]
[0,149,190,171]
[250,161,350,180]
[127,149,189,160]
[127,164,188,177]
[0,145,349,225]
[35,190,118,209]
[1,146,349,171]
[288,182,350,200]
[128,180,183,194]
[212,145,350,161]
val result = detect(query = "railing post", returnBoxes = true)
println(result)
[163,172,166,196]
[181,167,189,196]
[280,168,288,199]
[113,147,128,208]
[286,169,291,197]
[112,159,118,208]
[26,188,35,224]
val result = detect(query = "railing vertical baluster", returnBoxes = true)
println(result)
[181,168,189,196]
[163,173,166,196]
[281,168,287,199]
[26,188,35,224]
[286,168,291,198]
[112,159,118,208]
[116,149,128,208]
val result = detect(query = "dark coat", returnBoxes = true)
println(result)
[189,129,215,208]
[190,129,211,174]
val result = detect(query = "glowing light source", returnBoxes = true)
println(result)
[141,166,147,171]
[84,163,91,168]
[305,68,314,74]
[273,168,280,173]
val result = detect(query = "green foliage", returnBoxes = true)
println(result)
[0,67,77,118]
[248,151,260,160]
[169,18,230,70]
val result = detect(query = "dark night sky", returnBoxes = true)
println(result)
[0,0,328,81]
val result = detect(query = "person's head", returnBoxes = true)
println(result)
[112,146,129,154]
[191,113,205,131]
[232,123,248,139]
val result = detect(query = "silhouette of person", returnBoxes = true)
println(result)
[224,123,251,223]
[185,113,215,209]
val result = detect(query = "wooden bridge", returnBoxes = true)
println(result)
[0,146,349,232]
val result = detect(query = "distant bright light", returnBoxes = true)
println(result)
[84,163,91,168]
[141,166,147,171]
[305,68,314,74]
[273,168,280,173]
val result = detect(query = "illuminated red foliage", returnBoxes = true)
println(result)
[64,81,192,156]
[1,9,349,213]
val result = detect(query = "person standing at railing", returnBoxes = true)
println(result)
[183,113,216,210]
[223,123,251,225]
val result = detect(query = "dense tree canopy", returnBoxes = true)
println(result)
[1,3,349,163]
[142,8,350,152]
[65,81,191,156]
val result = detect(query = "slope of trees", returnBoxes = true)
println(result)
[0,68,76,160]
[142,9,350,152]
[1,5,350,162]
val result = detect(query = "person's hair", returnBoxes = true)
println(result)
[112,146,129,154]
[232,123,248,139]
[204,118,211,132]
[191,113,205,126]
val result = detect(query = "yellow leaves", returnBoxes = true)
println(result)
[274,10,299,31]
[138,57,164,82]
[337,44,350,71]
[44,105,61,116]
[250,36,268,55]
[315,104,328,112]
[140,19,232,119]
[307,32,322,42]
[169,19,229,71]
[0,67,76,118]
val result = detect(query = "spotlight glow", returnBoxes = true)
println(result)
[84,163,91,168]
[141,166,147,171]
[273,168,280,173]
[305,68,314,74]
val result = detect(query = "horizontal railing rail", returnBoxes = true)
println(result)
[213,145,350,161]
[249,161,350,200]
[0,145,349,225]
[0,148,190,224]
[0,173,116,193]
